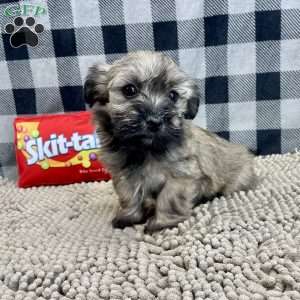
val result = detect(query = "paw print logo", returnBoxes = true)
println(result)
[5,16,44,48]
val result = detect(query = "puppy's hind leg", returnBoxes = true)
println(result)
[223,162,256,195]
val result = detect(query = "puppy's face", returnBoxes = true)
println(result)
[84,51,200,152]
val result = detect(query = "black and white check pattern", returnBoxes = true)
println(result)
[0,0,300,180]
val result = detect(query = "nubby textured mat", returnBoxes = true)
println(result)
[0,153,300,300]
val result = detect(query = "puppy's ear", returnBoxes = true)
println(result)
[184,82,200,120]
[84,64,111,107]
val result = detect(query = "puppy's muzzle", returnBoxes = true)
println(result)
[146,115,162,132]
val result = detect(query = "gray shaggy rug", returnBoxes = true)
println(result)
[0,153,300,300]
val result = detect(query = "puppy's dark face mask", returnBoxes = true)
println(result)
[84,51,200,153]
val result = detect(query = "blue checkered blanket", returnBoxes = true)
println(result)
[0,0,299,180]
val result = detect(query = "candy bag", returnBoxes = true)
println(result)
[14,111,111,188]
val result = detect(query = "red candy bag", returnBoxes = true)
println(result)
[14,111,111,188]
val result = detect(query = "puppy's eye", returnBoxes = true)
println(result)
[122,84,138,98]
[169,90,179,102]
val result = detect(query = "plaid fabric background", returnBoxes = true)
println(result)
[0,0,299,180]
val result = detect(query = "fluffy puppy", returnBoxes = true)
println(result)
[84,51,256,233]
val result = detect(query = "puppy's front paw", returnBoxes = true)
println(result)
[112,216,131,229]
[144,217,185,234]
[112,208,144,229]
[144,218,160,234]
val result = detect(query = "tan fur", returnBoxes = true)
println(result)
[84,51,256,232]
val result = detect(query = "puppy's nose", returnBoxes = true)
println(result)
[147,116,162,132]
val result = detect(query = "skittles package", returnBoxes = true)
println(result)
[14,111,111,188]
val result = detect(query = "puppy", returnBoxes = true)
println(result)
[84,51,256,233]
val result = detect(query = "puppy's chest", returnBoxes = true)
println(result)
[136,162,166,197]
[131,155,201,197]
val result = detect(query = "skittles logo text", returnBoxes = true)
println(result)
[16,122,101,170]
[26,132,100,165]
